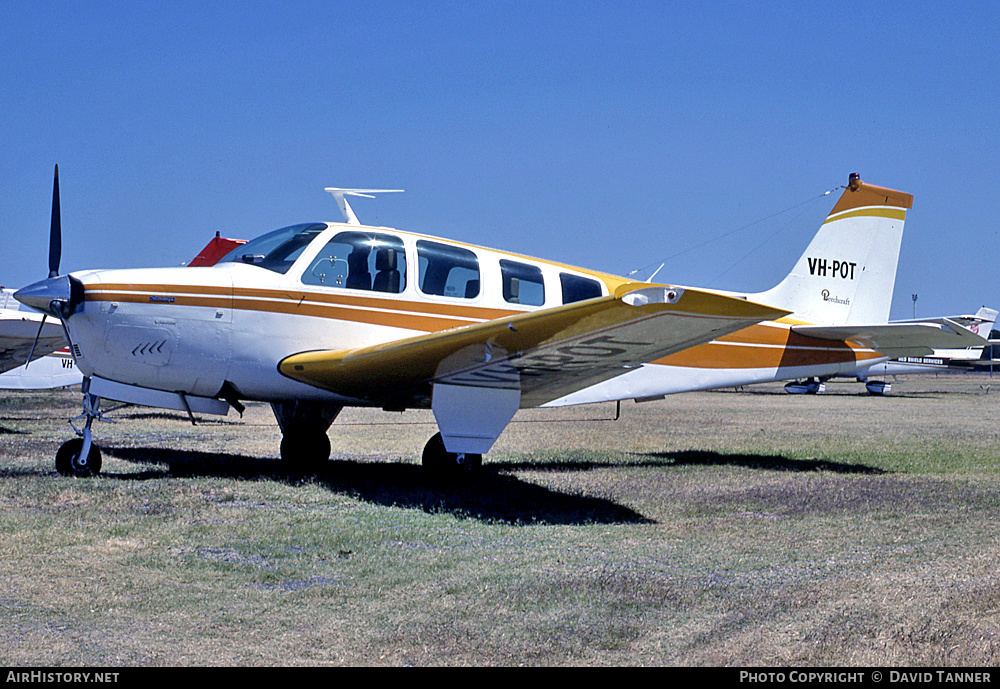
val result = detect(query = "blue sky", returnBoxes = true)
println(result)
[3,1,998,320]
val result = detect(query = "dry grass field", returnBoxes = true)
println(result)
[1,374,999,666]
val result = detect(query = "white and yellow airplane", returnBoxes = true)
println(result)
[14,172,788,476]
[13,170,985,477]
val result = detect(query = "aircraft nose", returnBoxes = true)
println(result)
[14,276,72,318]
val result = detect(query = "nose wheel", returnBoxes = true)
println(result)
[56,379,109,477]
[55,438,102,477]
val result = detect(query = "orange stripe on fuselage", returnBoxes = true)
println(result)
[652,322,882,369]
[86,283,524,332]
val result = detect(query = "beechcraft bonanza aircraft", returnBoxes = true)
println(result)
[14,169,986,477]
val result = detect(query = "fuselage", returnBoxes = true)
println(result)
[21,221,886,408]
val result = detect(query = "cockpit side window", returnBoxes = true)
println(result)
[417,241,480,299]
[217,223,327,275]
[500,259,545,306]
[302,231,406,293]
[559,272,603,304]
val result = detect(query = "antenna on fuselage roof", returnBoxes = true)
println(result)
[324,187,404,226]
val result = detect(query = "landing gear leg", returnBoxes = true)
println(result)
[57,383,103,477]
[271,401,341,470]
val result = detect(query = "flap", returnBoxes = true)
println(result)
[279,283,788,408]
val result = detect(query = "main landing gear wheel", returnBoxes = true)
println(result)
[280,431,332,470]
[422,432,482,477]
[55,438,102,477]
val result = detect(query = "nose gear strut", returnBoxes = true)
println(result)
[56,378,128,477]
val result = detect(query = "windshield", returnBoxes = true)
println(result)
[217,223,328,274]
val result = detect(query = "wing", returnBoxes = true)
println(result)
[279,282,789,408]
[792,320,989,359]
[0,313,67,374]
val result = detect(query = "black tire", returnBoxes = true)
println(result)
[55,438,102,477]
[422,432,482,476]
[280,430,331,470]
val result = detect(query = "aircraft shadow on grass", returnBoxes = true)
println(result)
[637,450,886,474]
[101,446,655,526]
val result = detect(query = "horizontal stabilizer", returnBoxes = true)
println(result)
[889,306,998,337]
[792,320,989,358]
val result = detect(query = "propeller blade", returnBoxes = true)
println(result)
[48,164,61,278]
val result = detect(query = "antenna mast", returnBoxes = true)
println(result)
[324,188,403,225]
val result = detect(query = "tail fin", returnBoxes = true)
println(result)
[968,306,998,339]
[749,174,913,325]
[966,309,1000,360]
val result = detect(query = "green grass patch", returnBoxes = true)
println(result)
[2,377,1000,665]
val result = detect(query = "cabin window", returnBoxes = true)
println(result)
[302,231,406,293]
[417,240,480,299]
[500,260,545,306]
[218,223,327,275]
[560,273,603,304]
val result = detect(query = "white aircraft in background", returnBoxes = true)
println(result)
[825,307,999,394]
[13,169,985,477]
[0,287,81,389]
